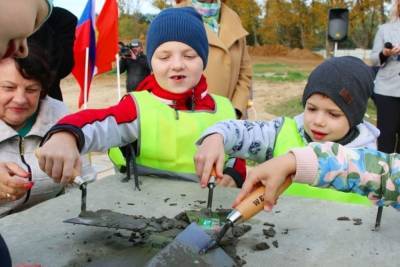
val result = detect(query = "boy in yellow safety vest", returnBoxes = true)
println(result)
[35,7,246,186]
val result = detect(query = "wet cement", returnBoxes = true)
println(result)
[65,208,251,266]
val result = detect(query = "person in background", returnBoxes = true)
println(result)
[175,0,252,118]
[28,7,77,101]
[370,0,400,154]
[369,0,400,229]
[119,39,151,92]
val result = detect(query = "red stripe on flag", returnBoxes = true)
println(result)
[95,0,119,75]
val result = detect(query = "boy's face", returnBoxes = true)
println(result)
[303,94,350,142]
[151,41,203,94]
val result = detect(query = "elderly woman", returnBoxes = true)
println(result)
[0,45,68,216]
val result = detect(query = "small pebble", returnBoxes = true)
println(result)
[164,198,170,203]
[263,222,275,227]
[337,216,350,221]
[169,203,177,206]
[180,194,186,197]
[281,229,289,235]
[263,227,276,238]
[352,218,362,225]
[272,240,279,248]
[127,202,135,206]
[114,232,123,238]
[254,242,270,251]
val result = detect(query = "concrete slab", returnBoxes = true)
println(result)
[1,175,398,267]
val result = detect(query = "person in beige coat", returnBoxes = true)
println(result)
[175,0,252,118]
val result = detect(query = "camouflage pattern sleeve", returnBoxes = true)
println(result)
[291,142,400,209]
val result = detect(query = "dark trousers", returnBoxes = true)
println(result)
[0,234,11,267]
[373,93,400,153]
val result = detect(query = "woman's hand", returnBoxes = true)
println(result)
[37,131,81,185]
[0,162,32,202]
[194,133,225,188]
[232,153,296,211]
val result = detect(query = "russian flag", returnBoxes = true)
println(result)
[96,0,119,75]
[72,0,96,108]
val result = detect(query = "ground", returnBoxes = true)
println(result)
[60,56,322,176]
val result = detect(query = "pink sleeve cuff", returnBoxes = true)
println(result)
[290,147,319,185]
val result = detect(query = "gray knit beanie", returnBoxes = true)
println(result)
[302,56,375,128]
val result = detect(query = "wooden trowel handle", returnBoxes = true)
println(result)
[235,177,292,221]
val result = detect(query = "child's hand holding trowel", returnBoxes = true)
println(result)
[36,131,81,185]
[194,133,225,187]
[233,153,296,212]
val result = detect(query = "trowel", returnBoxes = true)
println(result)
[146,178,292,266]
[201,177,293,253]
[145,222,236,267]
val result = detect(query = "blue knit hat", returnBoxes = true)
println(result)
[146,7,208,69]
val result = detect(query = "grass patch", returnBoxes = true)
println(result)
[253,63,310,82]
[266,96,303,117]
[265,97,377,125]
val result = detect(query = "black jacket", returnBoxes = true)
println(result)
[28,7,77,101]
[119,53,151,92]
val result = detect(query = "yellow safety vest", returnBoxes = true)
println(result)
[108,91,235,181]
[274,117,371,206]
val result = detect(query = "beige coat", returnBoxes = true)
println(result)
[0,97,95,217]
[176,1,252,116]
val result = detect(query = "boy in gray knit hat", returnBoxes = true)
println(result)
[194,56,380,204]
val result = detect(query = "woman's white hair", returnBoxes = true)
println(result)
[390,0,400,22]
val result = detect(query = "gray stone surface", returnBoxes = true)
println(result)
[1,175,399,267]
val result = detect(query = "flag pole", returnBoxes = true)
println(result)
[116,53,121,101]
[84,47,89,109]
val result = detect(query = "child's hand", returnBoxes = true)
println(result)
[0,162,32,201]
[37,132,81,185]
[233,153,296,211]
[194,133,225,188]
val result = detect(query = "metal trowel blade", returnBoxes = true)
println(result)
[63,209,148,231]
[145,222,235,267]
